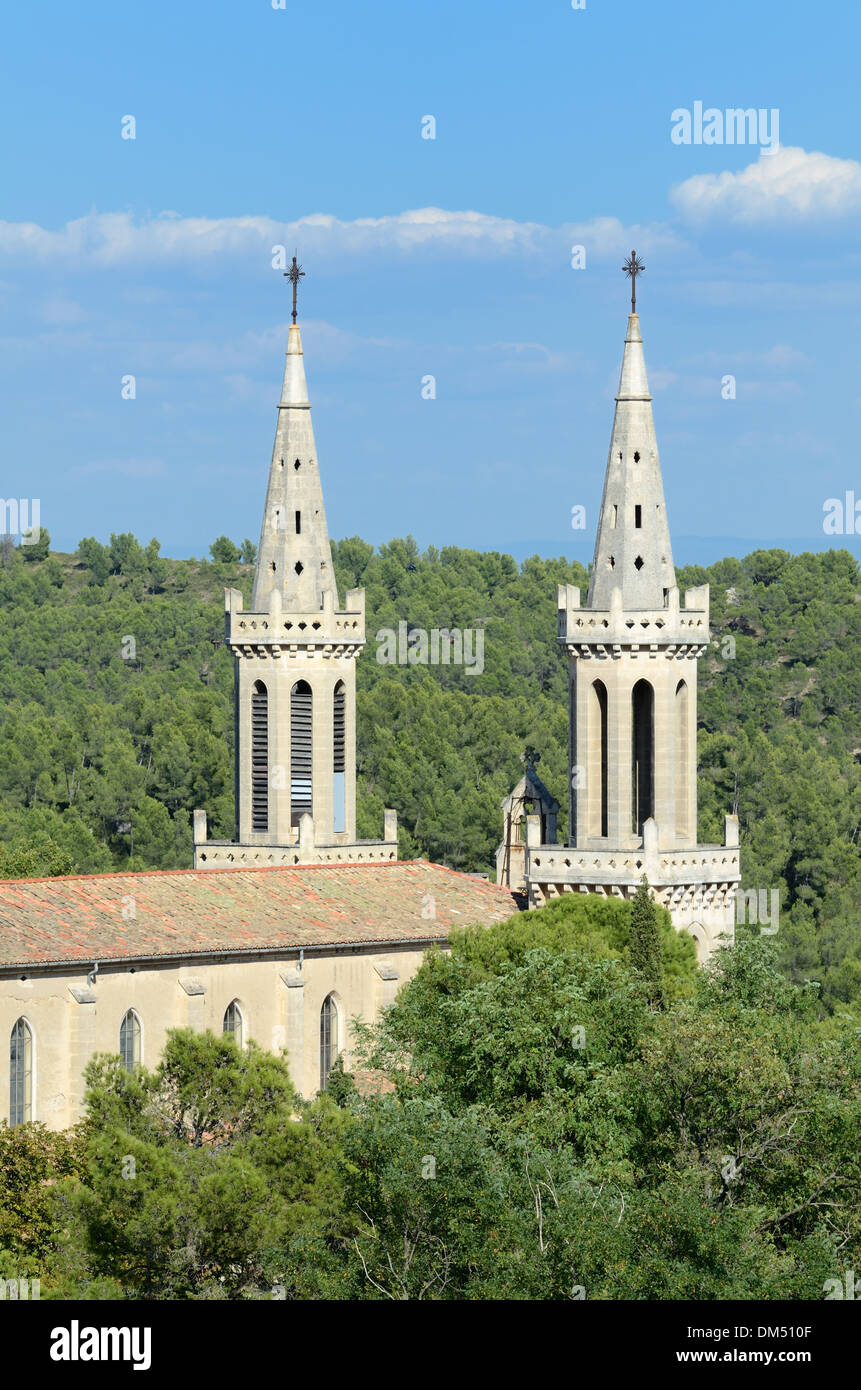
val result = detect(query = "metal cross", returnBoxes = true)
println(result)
[284,254,305,323]
[622,250,645,312]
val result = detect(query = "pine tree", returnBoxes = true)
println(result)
[630,875,663,1005]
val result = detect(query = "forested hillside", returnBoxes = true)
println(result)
[0,533,858,1010]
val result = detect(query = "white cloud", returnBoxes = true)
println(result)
[691,344,808,370]
[0,207,683,269]
[671,145,861,224]
[564,216,686,259]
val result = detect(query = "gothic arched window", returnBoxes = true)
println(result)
[631,679,655,834]
[119,1010,141,1070]
[251,680,269,832]
[223,1001,244,1049]
[291,680,313,827]
[589,679,609,837]
[320,994,339,1091]
[333,681,346,833]
[675,679,689,837]
[10,1018,33,1126]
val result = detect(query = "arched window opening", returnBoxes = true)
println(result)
[675,680,689,837]
[333,681,346,833]
[119,1010,141,1071]
[588,680,608,837]
[632,679,654,834]
[223,1001,244,1049]
[320,994,339,1091]
[10,1019,32,1126]
[291,680,313,827]
[251,680,269,832]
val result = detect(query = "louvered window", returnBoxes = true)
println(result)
[291,680,313,826]
[333,681,346,832]
[251,681,269,832]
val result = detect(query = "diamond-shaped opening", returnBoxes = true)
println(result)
[294,561,304,575]
[634,556,644,570]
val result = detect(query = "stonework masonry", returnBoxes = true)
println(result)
[193,319,397,868]
[0,946,429,1128]
[516,310,740,960]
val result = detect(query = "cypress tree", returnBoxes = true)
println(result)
[630,875,664,1005]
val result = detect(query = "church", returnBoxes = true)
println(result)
[0,262,739,1129]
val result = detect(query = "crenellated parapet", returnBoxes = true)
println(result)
[224,586,365,659]
[557,582,710,659]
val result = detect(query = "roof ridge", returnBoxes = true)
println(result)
[0,856,510,895]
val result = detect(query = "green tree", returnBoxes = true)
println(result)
[210,536,241,564]
[22,526,50,562]
[629,876,664,1004]
[76,537,111,584]
[0,836,76,878]
[55,1030,346,1299]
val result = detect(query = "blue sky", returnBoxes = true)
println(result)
[1,0,860,565]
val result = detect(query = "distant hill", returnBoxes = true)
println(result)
[0,533,858,1011]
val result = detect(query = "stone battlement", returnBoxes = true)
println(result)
[557,581,709,656]
[224,586,365,656]
[525,843,739,889]
[194,841,398,869]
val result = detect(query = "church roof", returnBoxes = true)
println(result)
[0,860,519,970]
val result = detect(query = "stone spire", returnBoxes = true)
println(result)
[250,322,338,614]
[587,312,676,611]
[193,282,399,868]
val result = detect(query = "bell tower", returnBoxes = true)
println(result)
[523,260,740,959]
[193,262,398,868]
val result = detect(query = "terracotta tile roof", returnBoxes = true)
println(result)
[0,860,519,970]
